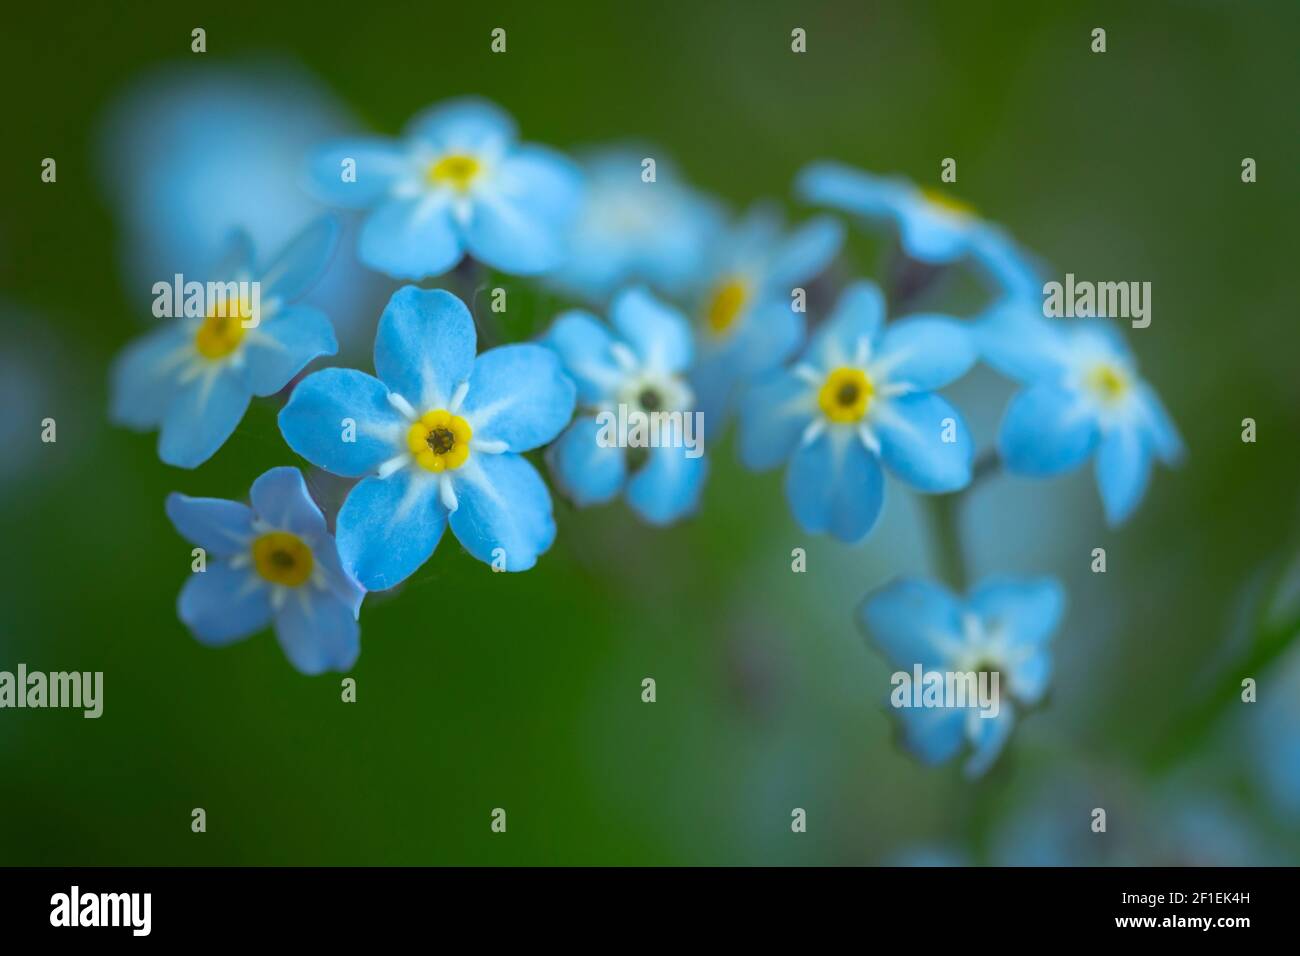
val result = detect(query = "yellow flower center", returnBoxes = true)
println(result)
[194,297,251,359]
[427,153,482,192]
[407,409,473,472]
[704,277,750,336]
[920,187,976,219]
[1086,362,1130,403]
[251,531,314,587]
[818,367,873,423]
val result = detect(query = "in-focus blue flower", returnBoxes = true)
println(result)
[798,161,1042,302]
[279,287,575,589]
[542,288,707,525]
[545,148,724,304]
[110,218,340,469]
[308,97,583,279]
[738,281,975,543]
[687,204,843,426]
[860,575,1065,777]
[989,317,1183,525]
[166,466,364,675]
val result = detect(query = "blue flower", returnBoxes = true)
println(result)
[797,161,1042,301]
[860,575,1065,777]
[166,467,364,675]
[737,281,975,543]
[545,148,724,303]
[110,218,340,469]
[308,97,583,279]
[1249,646,1300,819]
[278,287,575,589]
[990,317,1183,525]
[542,288,707,525]
[687,204,844,426]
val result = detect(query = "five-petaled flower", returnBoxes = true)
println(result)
[542,288,707,525]
[166,466,365,674]
[308,97,583,279]
[110,218,340,468]
[989,317,1183,525]
[860,575,1065,777]
[687,204,844,426]
[738,280,975,543]
[278,286,575,590]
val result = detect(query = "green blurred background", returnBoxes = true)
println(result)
[2,0,1298,865]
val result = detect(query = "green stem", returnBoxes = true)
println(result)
[926,493,968,592]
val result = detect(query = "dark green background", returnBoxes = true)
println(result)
[2,0,1297,864]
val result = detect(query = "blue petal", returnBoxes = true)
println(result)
[540,309,622,404]
[797,162,910,219]
[165,492,254,556]
[178,562,271,645]
[874,315,976,391]
[897,201,976,263]
[764,215,844,291]
[976,302,1068,383]
[336,470,445,590]
[274,592,361,675]
[109,324,192,429]
[894,706,967,766]
[359,196,462,279]
[311,535,366,619]
[373,286,476,409]
[859,576,965,670]
[460,344,576,452]
[1136,383,1184,465]
[998,383,1099,477]
[967,577,1066,648]
[803,280,885,371]
[874,393,973,492]
[625,444,708,525]
[546,418,627,506]
[785,430,884,542]
[610,287,693,374]
[241,305,337,397]
[967,225,1045,301]
[964,705,1016,777]
[449,452,556,571]
[249,466,327,537]
[737,371,816,471]
[405,97,517,153]
[260,216,339,303]
[1008,650,1053,705]
[307,138,410,209]
[279,368,406,477]
[158,370,251,469]
[1095,422,1152,525]
[463,147,583,274]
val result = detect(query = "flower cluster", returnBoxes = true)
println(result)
[110,95,1181,779]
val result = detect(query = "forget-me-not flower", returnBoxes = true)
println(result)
[737,281,976,543]
[543,288,707,525]
[166,466,364,675]
[990,317,1183,525]
[798,161,1042,302]
[860,575,1065,777]
[545,148,723,303]
[687,204,843,426]
[110,218,340,468]
[278,287,575,589]
[308,97,583,279]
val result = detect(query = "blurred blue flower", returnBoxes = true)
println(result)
[545,148,724,303]
[687,204,843,426]
[110,218,340,469]
[543,288,707,525]
[308,97,583,279]
[98,60,382,337]
[1250,645,1300,820]
[166,466,364,675]
[737,281,975,543]
[279,287,574,589]
[798,161,1042,301]
[989,317,1183,525]
[861,575,1065,777]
